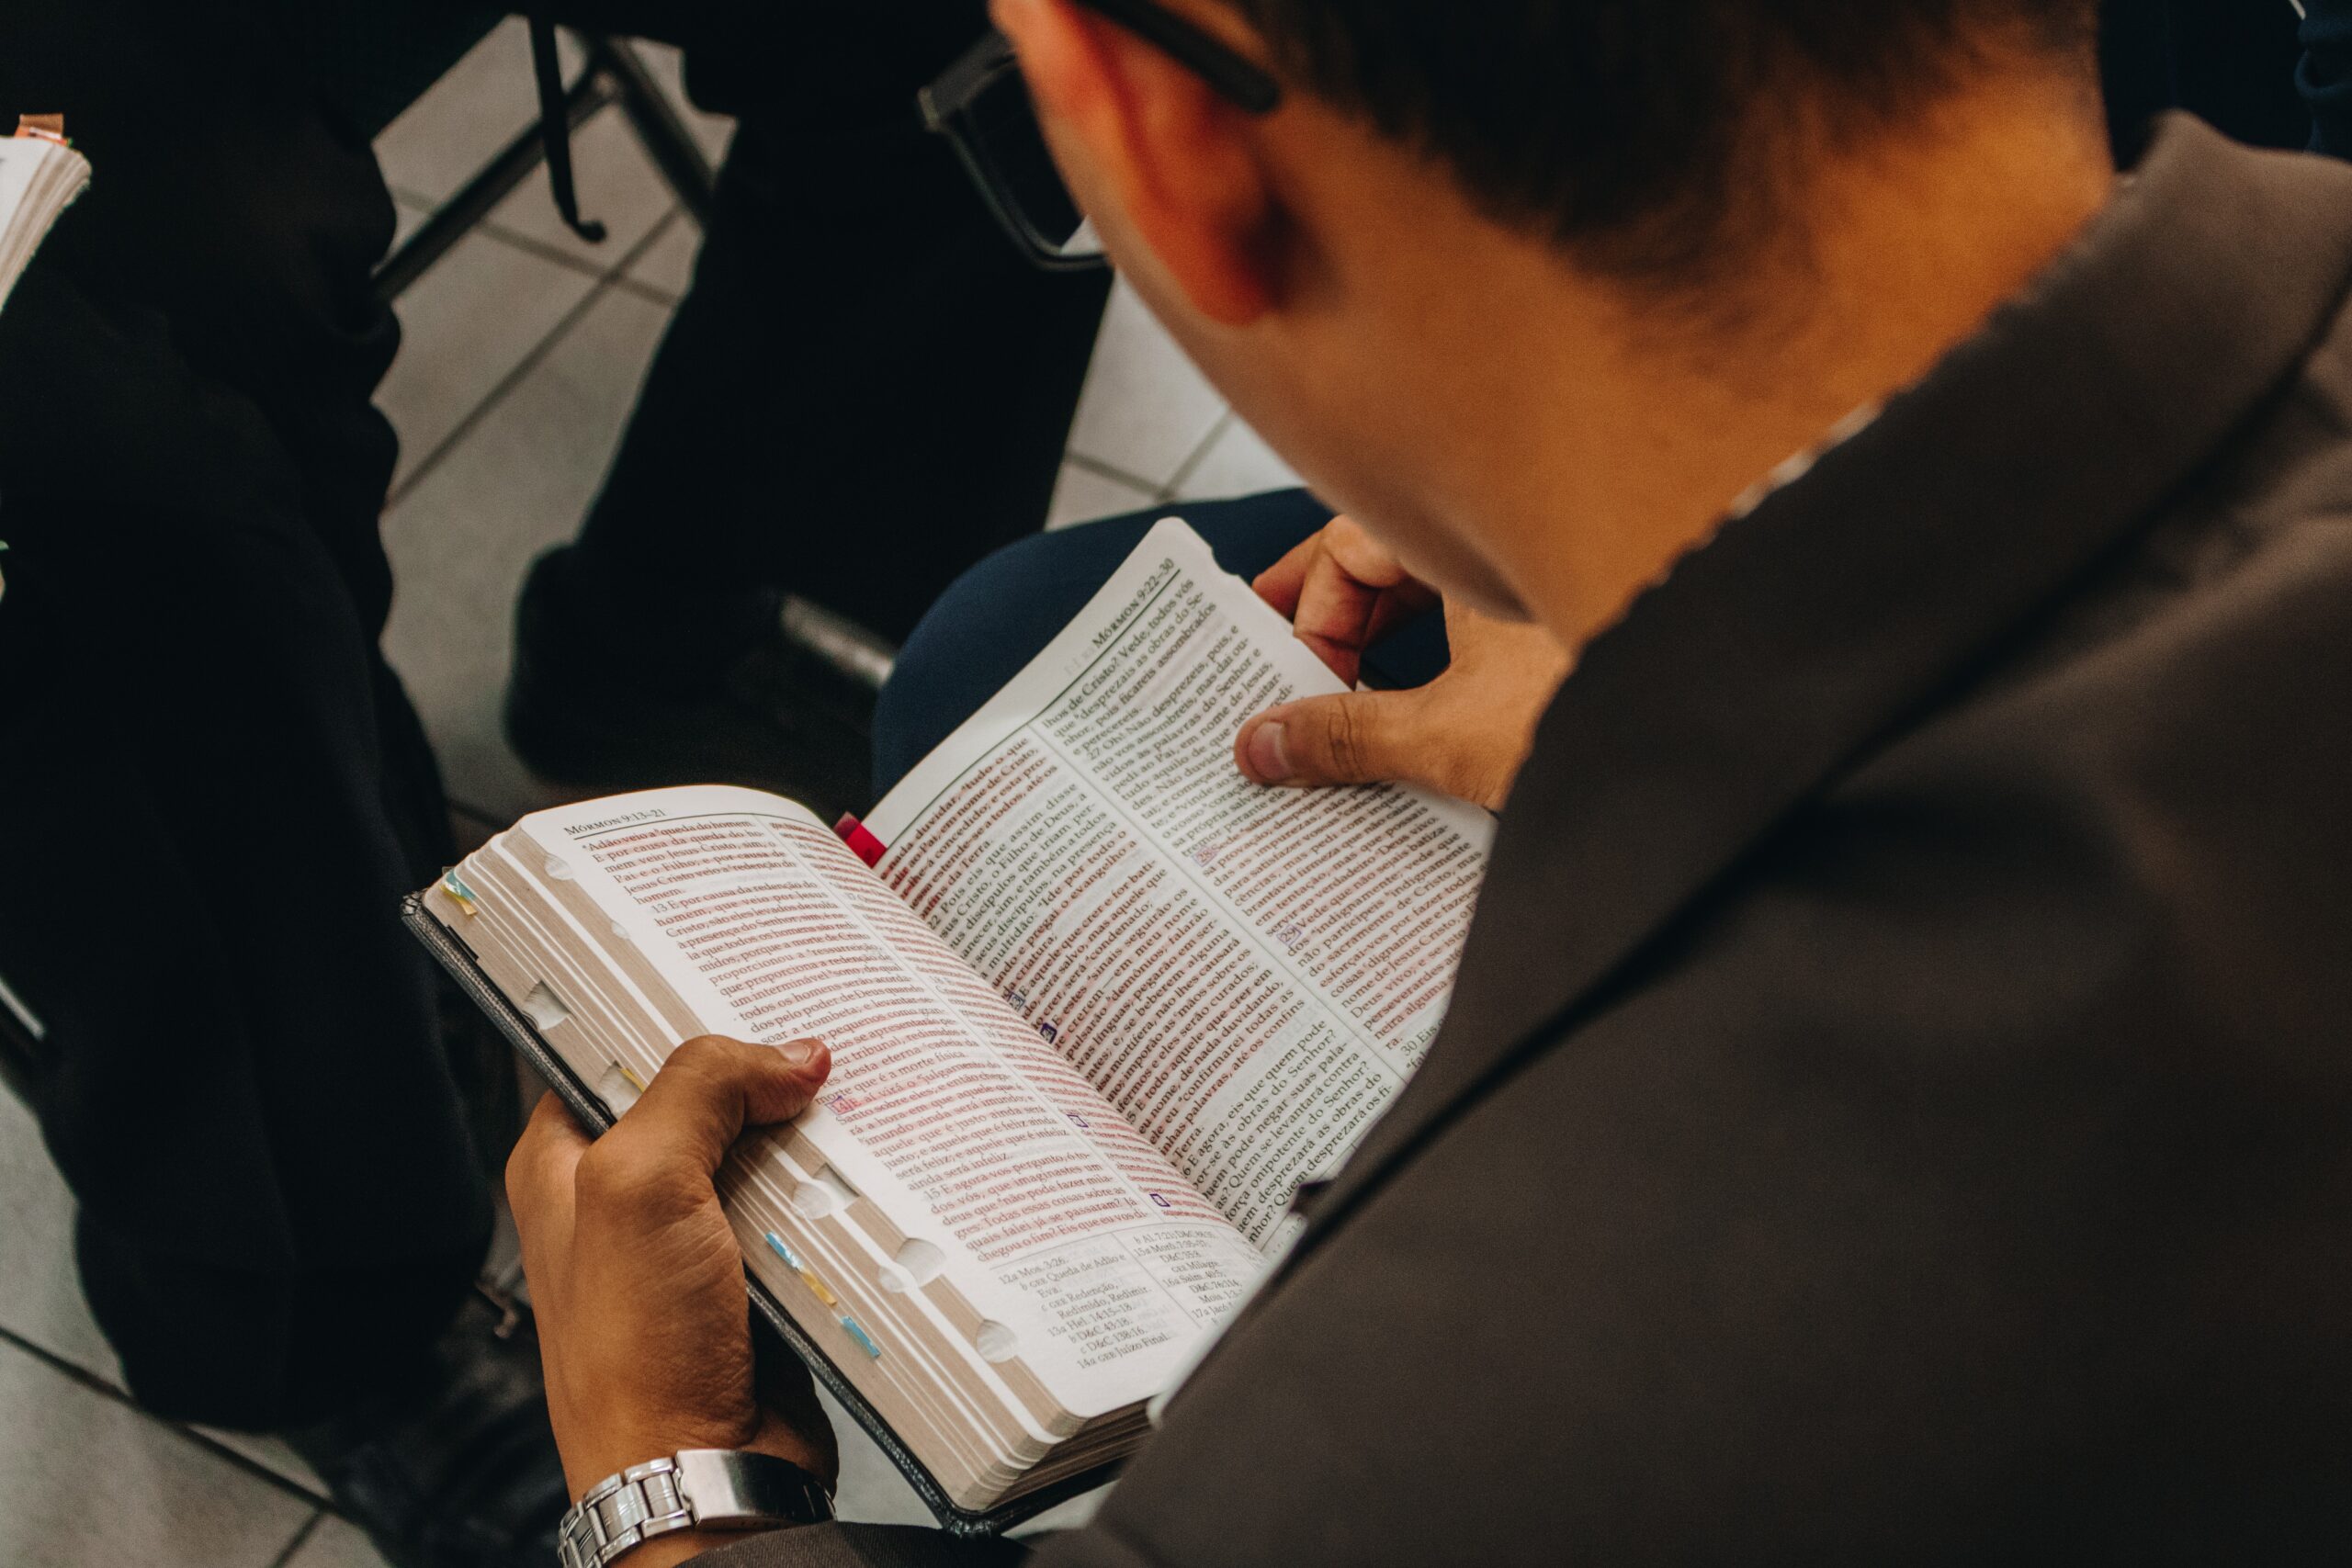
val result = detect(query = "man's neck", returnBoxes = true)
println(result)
[1454,77,2117,651]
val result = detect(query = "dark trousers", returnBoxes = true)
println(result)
[0,0,1104,1429]
[876,496,1328,795]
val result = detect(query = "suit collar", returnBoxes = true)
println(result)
[1286,116,2352,1269]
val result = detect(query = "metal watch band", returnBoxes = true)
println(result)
[557,1450,834,1568]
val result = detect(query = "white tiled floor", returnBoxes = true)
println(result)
[0,20,1295,1567]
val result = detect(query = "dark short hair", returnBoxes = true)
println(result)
[1227,1,2101,282]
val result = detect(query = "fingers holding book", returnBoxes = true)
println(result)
[1240,518,1570,810]
[594,1036,831,1207]
[1249,514,1436,688]
[507,1035,841,1508]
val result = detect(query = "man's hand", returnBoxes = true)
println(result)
[1237,517,1571,811]
[508,1035,839,1561]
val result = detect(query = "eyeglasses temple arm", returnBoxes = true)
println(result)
[1069,0,1283,114]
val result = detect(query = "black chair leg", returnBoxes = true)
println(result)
[370,34,718,306]
[589,36,718,227]
[360,33,899,692]
[371,62,616,305]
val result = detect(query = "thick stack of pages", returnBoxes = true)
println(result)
[415,520,1496,1522]
[424,797,1227,1512]
[0,125,88,311]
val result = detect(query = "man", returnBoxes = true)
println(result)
[17,6,2313,1564]
[506,0,2352,1562]
[0,2,1102,1562]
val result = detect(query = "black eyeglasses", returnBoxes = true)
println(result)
[920,1,1283,272]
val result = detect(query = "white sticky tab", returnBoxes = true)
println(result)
[519,982,571,1031]
[790,1170,858,1220]
[596,1062,644,1114]
[974,1321,1021,1364]
[877,1238,947,1293]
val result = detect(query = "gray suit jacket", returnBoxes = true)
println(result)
[709,116,2352,1566]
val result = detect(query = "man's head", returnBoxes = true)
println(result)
[996,0,2110,631]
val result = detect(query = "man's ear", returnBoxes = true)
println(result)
[998,0,1281,325]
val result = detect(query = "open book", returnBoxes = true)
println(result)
[0,119,88,313]
[407,519,1494,1532]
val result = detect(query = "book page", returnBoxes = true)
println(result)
[496,788,1264,1417]
[864,519,1495,1246]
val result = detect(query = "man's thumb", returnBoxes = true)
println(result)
[1237,692,1409,789]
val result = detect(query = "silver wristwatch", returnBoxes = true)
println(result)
[556,1449,833,1568]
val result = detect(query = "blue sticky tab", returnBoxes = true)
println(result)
[763,1232,802,1270]
[840,1316,882,1359]
[440,868,481,912]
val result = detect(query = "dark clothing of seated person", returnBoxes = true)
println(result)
[497,1,2352,1564]
[0,1,1107,1562]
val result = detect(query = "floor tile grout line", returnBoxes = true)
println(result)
[1062,449,1167,499]
[390,149,695,292]
[169,1430,335,1513]
[387,186,623,288]
[388,183,450,215]
[469,220,632,284]
[383,277,607,511]
[0,1321,335,1512]
[472,198,689,299]
[385,209,684,512]
[1159,410,1236,502]
[608,272,682,310]
[264,1509,328,1568]
[588,201,689,288]
[0,1318,127,1398]
[474,197,696,289]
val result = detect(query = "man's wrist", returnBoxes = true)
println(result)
[560,1449,831,1567]
[621,1529,797,1568]
[562,1421,835,1506]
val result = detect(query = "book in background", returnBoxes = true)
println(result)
[0,115,90,613]
[0,116,88,313]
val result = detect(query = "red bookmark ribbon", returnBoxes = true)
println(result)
[834,815,887,868]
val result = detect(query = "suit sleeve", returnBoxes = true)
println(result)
[690,1524,1031,1568]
